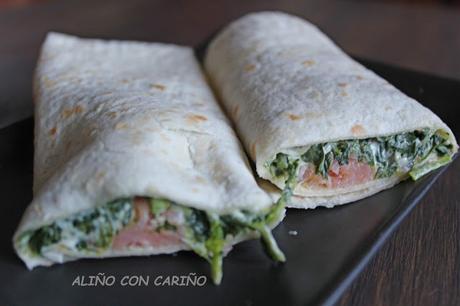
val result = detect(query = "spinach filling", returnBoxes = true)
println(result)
[268,128,454,185]
[18,197,285,285]
[26,199,133,255]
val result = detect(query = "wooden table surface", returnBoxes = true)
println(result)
[0,0,459,305]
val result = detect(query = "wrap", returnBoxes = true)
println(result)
[13,33,285,284]
[205,12,458,208]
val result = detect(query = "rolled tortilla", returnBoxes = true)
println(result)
[13,33,285,284]
[205,12,458,208]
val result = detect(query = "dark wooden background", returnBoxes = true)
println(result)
[0,0,459,305]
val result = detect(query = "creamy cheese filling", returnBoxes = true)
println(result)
[267,128,455,191]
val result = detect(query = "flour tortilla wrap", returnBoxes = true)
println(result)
[13,33,285,283]
[205,12,458,208]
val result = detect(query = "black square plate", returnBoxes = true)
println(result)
[0,60,458,306]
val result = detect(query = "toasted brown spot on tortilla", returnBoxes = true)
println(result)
[107,111,118,119]
[356,75,364,80]
[49,127,57,136]
[121,79,130,84]
[340,91,348,97]
[33,204,43,214]
[302,60,315,67]
[232,104,240,118]
[62,109,73,119]
[244,64,256,72]
[351,124,366,136]
[62,105,85,119]
[338,83,347,87]
[191,187,199,193]
[287,113,302,121]
[186,114,208,123]
[151,83,166,91]
[115,122,128,130]
[95,171,106,183]
[194,176,207,184]
[42,76,56,88]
